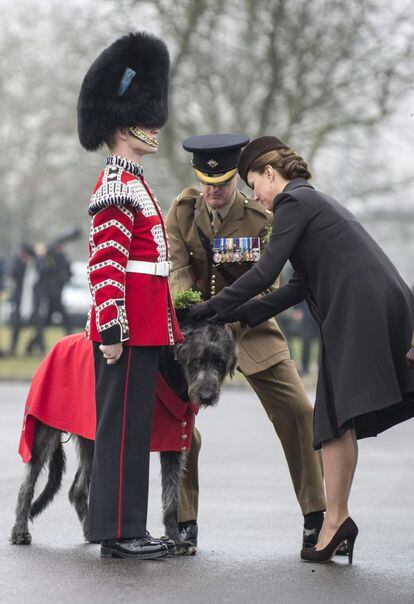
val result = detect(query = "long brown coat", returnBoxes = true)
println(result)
[166,188,289,376]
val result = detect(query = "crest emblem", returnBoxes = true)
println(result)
[207,159,218,168]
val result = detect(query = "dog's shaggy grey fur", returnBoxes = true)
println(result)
[11,315,237,553]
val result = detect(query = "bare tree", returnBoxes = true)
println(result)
[1,0,414,260]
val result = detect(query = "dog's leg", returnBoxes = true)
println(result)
[10,424,62,544]
[68,436,94,540]
[161,451,192,553]
[68,468,81,505]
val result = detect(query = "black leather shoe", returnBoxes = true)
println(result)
[148,532,176,555]
[302,526,320,549]
[101,536,169,559]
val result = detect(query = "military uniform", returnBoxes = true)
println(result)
[167,173,326,523]
[77,32,181,558]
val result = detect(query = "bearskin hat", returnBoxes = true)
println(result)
[77,32,170,151]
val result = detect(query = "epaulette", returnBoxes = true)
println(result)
[175,187,202,204]
[88,178,138,216]
[241,195,273,217]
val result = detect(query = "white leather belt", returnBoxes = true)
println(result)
[126,259,171,277]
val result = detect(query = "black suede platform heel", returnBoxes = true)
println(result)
[300,517,358,564]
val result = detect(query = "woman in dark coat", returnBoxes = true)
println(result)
[190,136,414,563]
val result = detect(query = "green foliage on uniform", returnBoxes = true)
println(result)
[173,289,203,309]
[262,224,272,246]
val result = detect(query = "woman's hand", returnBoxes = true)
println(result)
[406,346,414,369]
[99,342,123,365]
[187,300,215,321]
[208,306,250,327]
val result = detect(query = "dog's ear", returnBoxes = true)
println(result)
[228,343,238,378]
[221,324,238,377]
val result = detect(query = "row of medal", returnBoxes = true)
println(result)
[212,237,261,264]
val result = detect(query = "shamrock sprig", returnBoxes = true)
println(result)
[173,289,203,309]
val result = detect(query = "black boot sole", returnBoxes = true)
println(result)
[100,546,168,559]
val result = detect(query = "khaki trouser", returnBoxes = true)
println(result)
[178,359,326,521]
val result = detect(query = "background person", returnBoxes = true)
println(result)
[8,244,37,356]
[41,243,73,331]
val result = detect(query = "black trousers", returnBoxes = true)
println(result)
[88,343,160,542]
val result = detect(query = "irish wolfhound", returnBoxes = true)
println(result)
[10,312,237,554]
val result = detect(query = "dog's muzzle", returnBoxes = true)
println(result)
[126,260,171,277]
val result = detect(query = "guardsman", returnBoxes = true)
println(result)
[77,31,183,559]
[166,134,326,554]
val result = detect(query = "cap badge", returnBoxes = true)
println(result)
[207,159,218,168]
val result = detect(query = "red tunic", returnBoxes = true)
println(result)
[18,334,198,462]
[87,155,183,346]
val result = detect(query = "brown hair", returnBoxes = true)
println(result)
[249,148,312,181]
[105,130,118,151]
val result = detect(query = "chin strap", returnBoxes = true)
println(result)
[129,126,159,148]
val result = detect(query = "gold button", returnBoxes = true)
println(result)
[181,421,187,427]
[181,434,187,440]
[181,446,187,451]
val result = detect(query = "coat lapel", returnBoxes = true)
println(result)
[194,196,214,239]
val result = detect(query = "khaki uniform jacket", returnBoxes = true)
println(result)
[166,188,290,376]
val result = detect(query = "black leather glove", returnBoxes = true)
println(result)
[187,300,215,320]
[207,306,250,327]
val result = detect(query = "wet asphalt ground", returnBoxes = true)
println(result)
[1,381,414,604]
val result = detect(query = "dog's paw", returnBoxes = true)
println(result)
[10,530,32,545]
[174,541,197,556]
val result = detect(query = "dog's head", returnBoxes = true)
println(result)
[174,309,238,407]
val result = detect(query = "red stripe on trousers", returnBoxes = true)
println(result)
[117,346,132,538]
